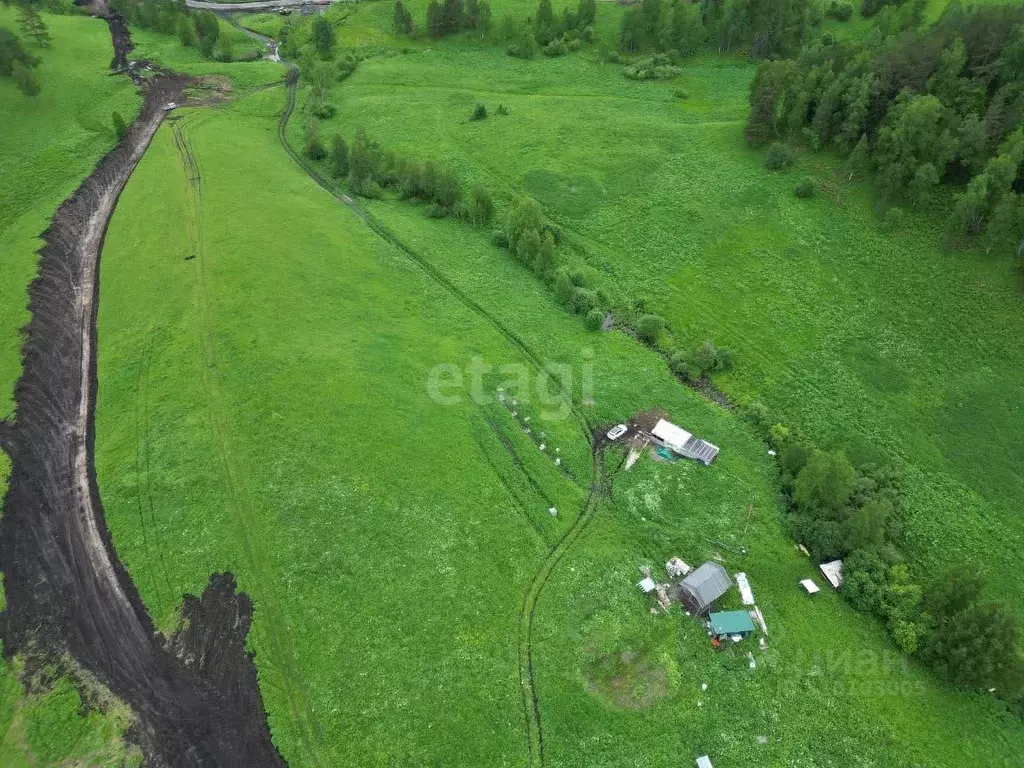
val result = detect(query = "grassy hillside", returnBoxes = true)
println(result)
[0,8,141,420]
[297,3,1024,621]
[91,69,1024,766]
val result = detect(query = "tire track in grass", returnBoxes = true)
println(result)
[132,330,176,619]
[278,72,605,766]
[171,114,328,766]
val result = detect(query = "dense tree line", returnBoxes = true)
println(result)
[771,428,1024,706]
[619,0,705,56]
[747,3,1024,259]
[110,0,238,61]
[305,125,495,226]
[417,0,493,38]
[503,0,595,59]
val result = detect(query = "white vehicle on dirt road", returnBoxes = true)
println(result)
[606,424,628,441]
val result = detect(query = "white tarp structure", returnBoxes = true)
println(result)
[820,560,845,589]
[638,577,657,594]
[735,572,755,605]
[651,419,692,452]
[666,557,691,578]
[800,579,820,594]
[696,756,714,768]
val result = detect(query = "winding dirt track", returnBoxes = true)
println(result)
[276,70,607,766]
[0,10,285,767]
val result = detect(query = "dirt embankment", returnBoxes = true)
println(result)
[0,9,286,767]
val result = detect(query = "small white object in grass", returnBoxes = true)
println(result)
[524,416,531,422]
[555,457,561,466]
[767,449,777,456]
[539,444,546,451]
[697,700,702,707]
[757,735,768,745]
[747,652,756,669]
[549,507,557,516]
[701,683,707,691]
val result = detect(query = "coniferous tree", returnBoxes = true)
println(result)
[330,134,349,178]
[535,0,554,43]
[441,0,464,34]
[311,14,335,59]
[426,0,444,37]
[12,58,39,100]
[394,0,414,35]
[464,0,479,28]
[477,0,492,35]
[17,4,49,48]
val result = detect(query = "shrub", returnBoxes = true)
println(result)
[635,313,665,343]
[359,179,383,199]
[337,54,358,79]
[491,230,510,248]
[580,25,595,42]
[624,54,681,81]
[881,206,905,232]
[508,29,537,59]
[112,111,127,141]
[826,0,853,20]
[495,103,510,115]
[553,270,573,303]
[426,202,449,218]
[764,142,794,171]
[312,103,337,119]
[584,309,604,331]
[543,39,568,57]
[673,89,688,99]
[466,183,494,226]
[470,102,488,121]
[795,176,817,198]
[569,286,597,314]
[306,122,326,161]
[670,340,734,380]
[330,134,349,178]
[566,38,581,52]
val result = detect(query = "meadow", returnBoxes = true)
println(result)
[88,25,1024,766]
[292,0,1024,622]
[0,0,1014,763]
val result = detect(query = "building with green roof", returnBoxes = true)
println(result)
[708,610,755,638]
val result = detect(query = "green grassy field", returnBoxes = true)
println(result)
[286,1,1024,624]
[0,7,141,421]
[88,40,1024,764]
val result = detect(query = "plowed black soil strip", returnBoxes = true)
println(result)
[0,9,286,767]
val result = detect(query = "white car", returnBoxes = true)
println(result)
[606,424,628,441]
[164,102,177,112]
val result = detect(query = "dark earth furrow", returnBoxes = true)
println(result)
[0,7,286,767]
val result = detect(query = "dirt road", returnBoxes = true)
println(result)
[0,8,286,767]
[186,0,337,12]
